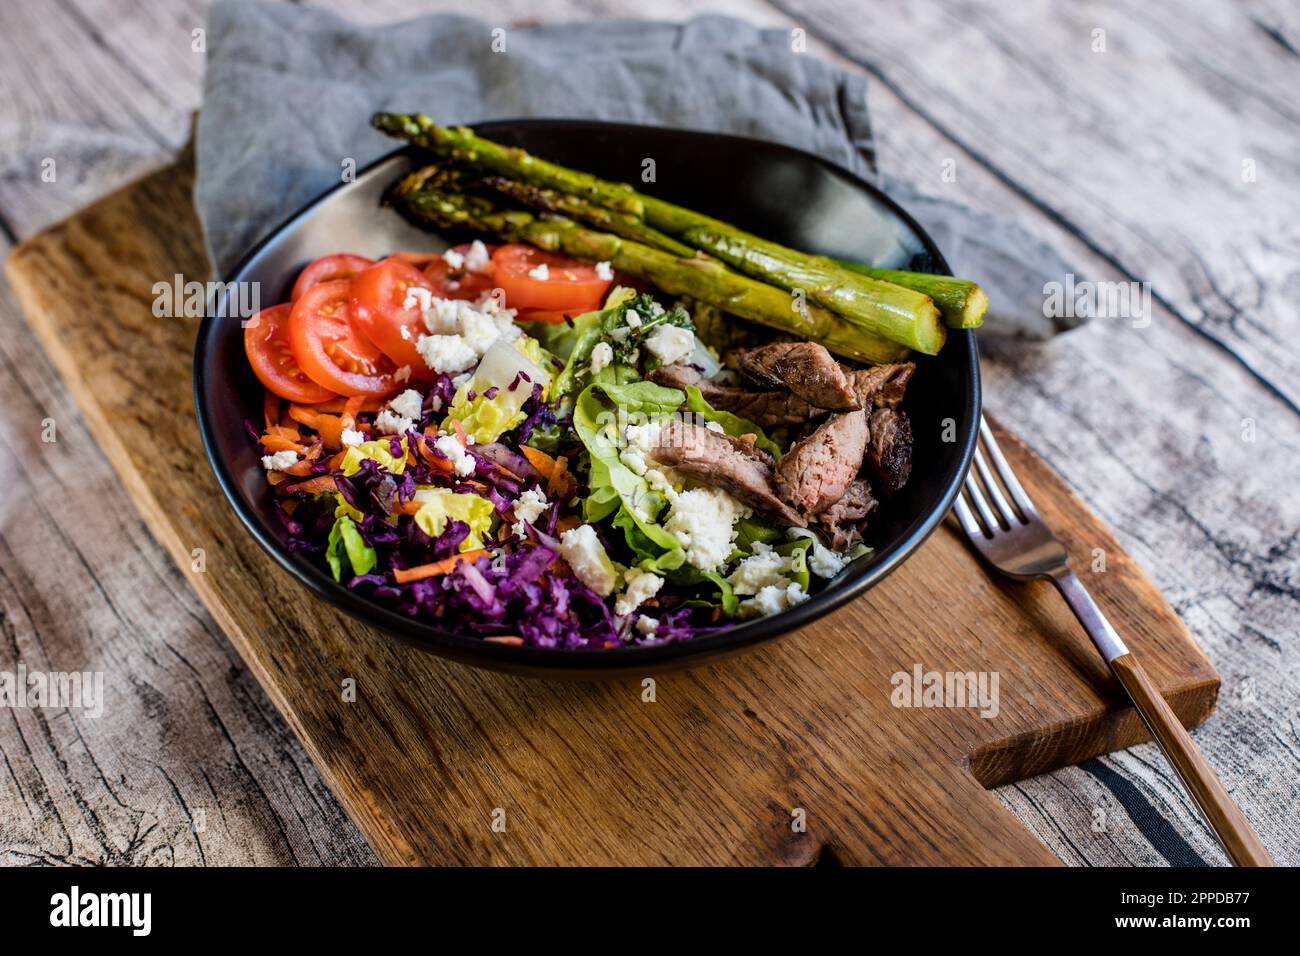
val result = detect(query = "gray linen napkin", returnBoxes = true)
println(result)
[196,0,1081,339]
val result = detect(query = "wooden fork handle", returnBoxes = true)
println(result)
[1108,652,1274,866]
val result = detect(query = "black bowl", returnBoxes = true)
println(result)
[195,120,980,678]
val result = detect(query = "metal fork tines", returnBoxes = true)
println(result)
[950,414,1273,867]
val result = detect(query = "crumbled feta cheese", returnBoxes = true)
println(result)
[727,542,794,595]
[527,262,550,281]
[459,307,506,356]
[620,421,661,477]
[416,334,478,374]
[261,450,298,471]
[595,260,613,281]
[635,615,658,635]
[619,445,647,476]
[589,341,614,375]
[739,582,809,619]
[374,408,414,435]
[624,309,641,329]
[340,428,365,447]
[644,467,677,499]
[644,324,695,365]
[403,286,434,313]
[615,568,664,617]
[705,421,725,434]
[788,528,851,579]
[608,326,630,344]
[388,388,424,421]
[559,525,618,596]
[442,247,466,270]
[434,433,476,477]
[410,292,520,373]
[428,393,444,413]
[510,487,549,536]
[664,486,750,572]
[400,324,412,341]
[463,240,491,272]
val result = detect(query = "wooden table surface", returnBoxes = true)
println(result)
[1,0,1296,867]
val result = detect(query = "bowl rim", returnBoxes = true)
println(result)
[194,118,981,674]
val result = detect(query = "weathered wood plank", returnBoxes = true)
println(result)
[772,0,1300,412]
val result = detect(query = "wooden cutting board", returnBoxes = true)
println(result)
[7,145,1220,865]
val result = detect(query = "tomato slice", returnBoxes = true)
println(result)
[423,242,498,301]
[244,304,337,403]
[288,280,397,397]
[490,244,610,312]
[291,254,375,301]
[349,259,440,373]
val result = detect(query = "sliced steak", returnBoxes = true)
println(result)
[866,407,913,494]
[850,362,915,409]
[648,420,806,527]
[648,364,819,426]
[732,342,860,411]
[774,408,869,516]
[815,478,878,550]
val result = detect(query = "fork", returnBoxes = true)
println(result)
[953,416,1273,866]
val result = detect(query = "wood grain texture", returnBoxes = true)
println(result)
[1107,653,1272,866]
[0,0,1296,867]
[6,150,1224,865]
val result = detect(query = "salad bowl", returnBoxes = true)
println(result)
[194,120,980,677]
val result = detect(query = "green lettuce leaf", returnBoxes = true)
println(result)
[573,380,685,563]
[325,515,377,582]
[412,488,495,551]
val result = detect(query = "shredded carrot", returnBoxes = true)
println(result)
[306,396,381,415]
[393,549,491,584]
[312,413,344,449]
[483,636,524,646]
[325,450,347,471]
[288,405,320,428]
[395,499,424,516]
[284,475,337,495]
[266,471,287,486]
[263,392,280,430]
[260,435,306,453]
[265,424,301,441]
[547,455,578,499]
[449,419,468,445]
[415,435,453,473]
[281,458,317,477]
[340,395,365,430]
[554,514,582,533]
[520,445,557,479]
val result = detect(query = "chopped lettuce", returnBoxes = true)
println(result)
[412,488,495,551]
[445,336,551,444]
[553,291,691,400]
[573,380,686,568]
[341,439,407,476]
[325,515,377,581]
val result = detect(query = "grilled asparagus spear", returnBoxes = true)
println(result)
[373,112,946,355]
[387,168,911,366]
[834,260,987,329]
